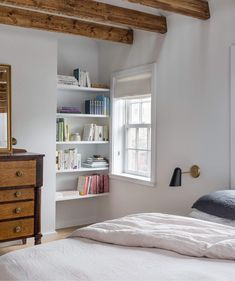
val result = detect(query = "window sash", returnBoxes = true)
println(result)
[124,98,151,178]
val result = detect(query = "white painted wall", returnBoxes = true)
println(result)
[0,26,103,232]
[0,25,57,234]
[97,0,233,219]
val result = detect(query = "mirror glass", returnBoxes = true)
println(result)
[0,65,12,153]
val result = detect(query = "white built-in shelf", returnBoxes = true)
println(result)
[56,113,109,118]
[56,190,109,202]
[57,84,110,93]
[56,167,109,174]
[56,141,109,145]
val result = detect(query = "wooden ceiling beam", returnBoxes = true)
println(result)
[0,5,133,44]
[0,0,167,33]
[126,0,210,20]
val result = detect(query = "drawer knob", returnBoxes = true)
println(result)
[15,191,22,198]
[16,171,23,177]
[14,226,22,233]
[15,207,21,214]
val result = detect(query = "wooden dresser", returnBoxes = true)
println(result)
[0,153,44,245]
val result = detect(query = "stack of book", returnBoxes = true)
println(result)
[58,106,81,114]
[56,149,81,171]
[85,96,110,115]
[56,118,69,142]
[73,68,91,87]
[57,75,78,86]
[82,156,109,168]
[77,175,109,195]
[82,124,109,141]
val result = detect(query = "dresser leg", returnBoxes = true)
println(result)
[22,238,27,245]
[35,234,42,245]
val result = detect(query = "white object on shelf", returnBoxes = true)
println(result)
[57,84,110,92]
[56,141,109,145]
[56,191,109,202]
[56,113,109,118]
[56,167,109,174]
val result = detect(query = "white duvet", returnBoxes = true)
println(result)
[1,213,235,281]
[71,212,235,260]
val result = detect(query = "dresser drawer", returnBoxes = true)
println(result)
[0,160,36,187]
[0,218,34,240]
[0,188,34,202]
[0,201,34,220]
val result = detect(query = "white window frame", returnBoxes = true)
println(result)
[110,63,157,187]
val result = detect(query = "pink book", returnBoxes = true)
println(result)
[100,175,104,193]
[104,175,109,193]
[84,176,89,195]
[97,175,101,193]
[91,175,97,194]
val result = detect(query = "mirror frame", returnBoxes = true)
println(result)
[0,64,12,154]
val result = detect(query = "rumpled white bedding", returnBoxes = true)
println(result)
[71,212,235,260]
[1,213,235,281]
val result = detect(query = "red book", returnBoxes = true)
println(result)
[100,175,104,193]
[97,175,101,193]
[104,175,109,193]
[91,175,97,194]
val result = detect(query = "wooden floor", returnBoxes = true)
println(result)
[0,226,78,256]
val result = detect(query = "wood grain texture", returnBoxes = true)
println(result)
[0,0,167,33]
[0,201,34,220]
[0,160,36,187]
[0,5,133,44]
[126,0,210,20]
[0,187,34,202]
[0,218,34,240]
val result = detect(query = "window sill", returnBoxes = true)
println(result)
[110,173,155,187]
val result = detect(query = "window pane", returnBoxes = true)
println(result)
[142,102,151,124]
[129,103,140,124]
[127,150,136,171]
[138,128,148,149]
[127,128,136,149]
[138,151,149,173]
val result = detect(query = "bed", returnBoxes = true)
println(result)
[1,213,235,281]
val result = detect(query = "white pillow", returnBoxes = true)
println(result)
[189,209,235,227]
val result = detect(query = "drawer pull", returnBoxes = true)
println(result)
[14,226,22,233]
[16,171,23,177]
[15,207,21,214]
[15,191,22,198]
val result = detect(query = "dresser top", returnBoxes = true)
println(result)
[0,152,45,160]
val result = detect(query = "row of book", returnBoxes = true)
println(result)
[73,68,91,88]
[56,149,81,171]
[85,96,110,116]
[77,175,109,195]
[57,75,78,86]
[83,124,109,142]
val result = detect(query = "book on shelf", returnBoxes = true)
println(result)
[57,75,78,86]
[85,96,110,116]
[56,148,81,171]
[82,124,109,142]
[82,156,109,168]
[77,174,109,195]
[58,106,81,114]
[91,83,109,89]
[56,118,70,142]
[73,68,91,88]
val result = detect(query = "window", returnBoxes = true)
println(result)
[111,64,156,186]
[125,97,151,178]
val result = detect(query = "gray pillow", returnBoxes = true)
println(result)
[192,190,235,220]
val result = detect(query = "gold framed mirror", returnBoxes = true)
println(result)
[0,64,12,153]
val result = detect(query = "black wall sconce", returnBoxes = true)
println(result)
[169,165,200,187]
